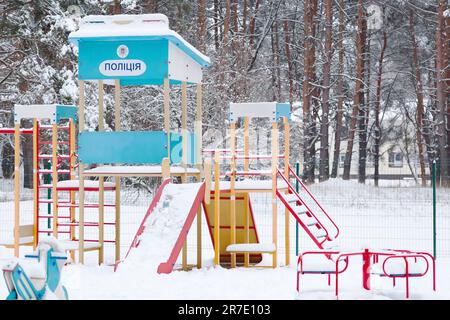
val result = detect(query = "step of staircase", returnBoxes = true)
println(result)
[282,193,299,203]
[293,205,308,215]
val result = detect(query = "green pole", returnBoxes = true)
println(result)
[296,162,299,256]
[432,160,437,259]
[44,161,51,234]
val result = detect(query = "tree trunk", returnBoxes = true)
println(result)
[374,30,387,187]
[331,0,345,178]
[214,0,220,50]
[284,19,294,106]
[358,20,369,184]
[22,134,33,189]
[302,0,313,182]
[249,0,261,49]
[343,0,365,181]
[145,0,158,13]
[445,11,450,186]
[409,10,427,186]
[302,0,318,184]
[111,0,121,14]
[275,20,282,101]
[270,27,278,101]
[197,0,206,52]
[1,142,14,179]
[223,0,231,45]
[436,0,449,186]
[319,0,332,182]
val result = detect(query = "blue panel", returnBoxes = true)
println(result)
[78,39,168,85]
[169,132,197,165]
[56,105,77,123]
[276,103,291,121]
[78,131,168,164]
[70,35,210,68]
[169,133,182,164]
[187,132,197,164]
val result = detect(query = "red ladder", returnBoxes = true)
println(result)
[35,122,117,246]
[276,166,339,249]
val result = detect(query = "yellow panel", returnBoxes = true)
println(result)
[204,191,262,265]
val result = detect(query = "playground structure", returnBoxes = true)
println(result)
[0,105,87,256]
[204,102,292,268]
[69,14,207,264]
[296,248,436,299]
[0,13,439,299]
[1,14,207,265]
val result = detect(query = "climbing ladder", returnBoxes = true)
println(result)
[36,122,73,240]
[35,120,117,260]
[276,166,339,249]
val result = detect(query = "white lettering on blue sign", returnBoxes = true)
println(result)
[99,60,147,77]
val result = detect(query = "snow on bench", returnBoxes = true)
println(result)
[298,254,347,273]
[226,243,276,253]
[371,259,428,276]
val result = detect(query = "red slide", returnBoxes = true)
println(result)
[115,180,205,274]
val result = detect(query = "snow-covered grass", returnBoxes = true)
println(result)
[0,178,448,299]
[1,252,444,300]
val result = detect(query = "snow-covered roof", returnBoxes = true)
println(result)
[14,104,77,124]
[68,14,210,67]
[229,102,291,122]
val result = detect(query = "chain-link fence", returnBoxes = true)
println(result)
[1,156,449,265]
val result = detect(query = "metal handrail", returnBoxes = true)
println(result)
[288,166,340,240]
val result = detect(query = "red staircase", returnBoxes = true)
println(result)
[276,166,339,249]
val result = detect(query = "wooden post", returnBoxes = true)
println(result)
[98,80,105,264]
[214,152,220,265]
[244,192,250,267]
[78,80,85,263]
[13,122,20,257]
[98,178,104,264]
[78,80,85,131]
[32,119,38,249]
[181,172,188,270]
[164,78,170,161]
[196,205,202,269]
[79,166,85,264]
[69,119,76,261]
[162,157,170,180]
[195,84,203,171]
[271,122,278,268]
[229,122,236,268]
[181,81,188,167]
[199,158,212,269]
[114,79,121,263]
[51,123,58,238]
[204,158,212,204]
[284,117,290,265]
[244,117,250,171]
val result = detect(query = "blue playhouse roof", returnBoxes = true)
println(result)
[68,14,210,68]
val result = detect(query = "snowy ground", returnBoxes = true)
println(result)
[0,178,448,299]
[0,247,445,300]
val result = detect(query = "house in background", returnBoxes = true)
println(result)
[291,102,430,182]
